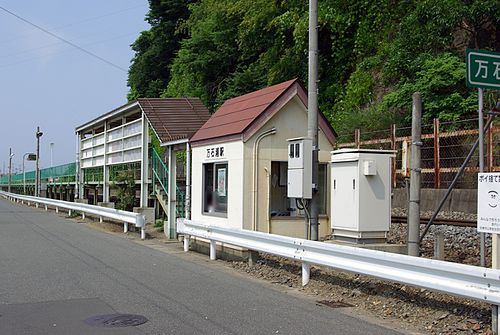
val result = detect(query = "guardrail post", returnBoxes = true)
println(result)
[493,305,499,335]
[56,207,59,213]
[183,236,190,252]
[45,205,47,211]
[82,212,85,219]
[68,210,72,216]
[99,216,103,223]
[21,200,24,205]
[209,240,216,260]
[124,222,128,233]
[302,263,311,286]
[35,203,38,208]
[141,227,145,240]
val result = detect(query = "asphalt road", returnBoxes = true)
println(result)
[0,198,403,334]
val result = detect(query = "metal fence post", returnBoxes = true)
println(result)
[487,121,493,172]
[433,118,441,189]
[391,124,397,188]
[355,129,361,148]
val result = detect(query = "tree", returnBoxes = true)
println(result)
[129,0,499,133]
[114,170,136,211]
[127,0,194,100]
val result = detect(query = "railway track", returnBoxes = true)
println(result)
[391,215,476,228]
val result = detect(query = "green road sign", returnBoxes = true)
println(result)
[466,49,500,90]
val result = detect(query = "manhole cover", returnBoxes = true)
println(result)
[84,314,148,328]
[316,300,354,308]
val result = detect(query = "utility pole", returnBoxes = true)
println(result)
[35,126,43,197]
[8,148,13,193]
[408,93,422,256]
[50,142,54,167]
[308,0,320,241]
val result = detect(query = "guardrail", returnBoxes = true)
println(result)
[178,218,500,332]
[0,191,146,239]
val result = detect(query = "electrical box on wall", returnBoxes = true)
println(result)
[287,137,312,199]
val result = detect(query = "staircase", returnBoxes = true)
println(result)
[151,148,185,223]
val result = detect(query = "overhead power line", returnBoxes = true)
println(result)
[0,32,138,70]
[0,4,145,46]
[0,5,128,73]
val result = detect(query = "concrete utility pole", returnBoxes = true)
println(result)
[408,93,422,256]
[50,142,54,168]
[35,126,43,197]
[308,0,320,241]
[8,148,13,193]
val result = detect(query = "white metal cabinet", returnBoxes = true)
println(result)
[330,149,396,242]
[287,138,312,199]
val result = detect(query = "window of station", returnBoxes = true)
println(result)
[270,162,327,216]
[203,162,228,215]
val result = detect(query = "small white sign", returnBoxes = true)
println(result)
[205,146,225,160]
[478,173,500,233]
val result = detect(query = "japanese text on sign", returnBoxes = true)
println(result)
[477,173,500,233]
[466,49,500,90]
[206,146,225,159]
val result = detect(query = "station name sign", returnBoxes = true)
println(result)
[466,49,500,90]
[206,146,225,159]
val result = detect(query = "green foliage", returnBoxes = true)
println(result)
[127,0,194,100]
[378,53,476,125]
[128,0,500,133]
[113,170,136,211]
[163,0,244,109]
[176,150,186,164]
[149,127,165,156]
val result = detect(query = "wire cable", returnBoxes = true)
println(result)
[0,4,145,45]
[0,6,127,72]
[0,32,137,69]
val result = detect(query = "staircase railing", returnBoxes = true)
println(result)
[151,147,169,194]
[150,147,185,218]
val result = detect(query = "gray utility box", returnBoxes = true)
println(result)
[331,149,396,242]
[287,138,312,199]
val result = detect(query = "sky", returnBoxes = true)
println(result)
[0,0,150,174]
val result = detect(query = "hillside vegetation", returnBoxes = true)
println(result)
[127,0,500,134]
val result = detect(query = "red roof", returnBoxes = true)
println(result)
[190,79,336,145]
[138,98,210,143]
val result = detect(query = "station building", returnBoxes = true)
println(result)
[189,79,336,238]
[75,98,210,232]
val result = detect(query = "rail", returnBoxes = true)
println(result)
[178,218,500,332]
[0,191,146,239]
[391,215,476,228]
